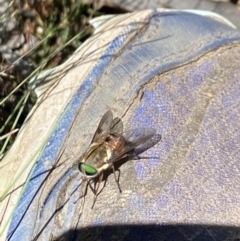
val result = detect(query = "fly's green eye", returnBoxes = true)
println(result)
[79,163,97,176]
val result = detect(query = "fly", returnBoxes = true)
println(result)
[78,110,160,208]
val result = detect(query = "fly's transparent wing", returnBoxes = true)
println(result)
[91,110,113,143]
[134,133,162,156]
[107,128,156,164]
[110,117,123,136]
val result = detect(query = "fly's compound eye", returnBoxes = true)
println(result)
[78,163,97,177]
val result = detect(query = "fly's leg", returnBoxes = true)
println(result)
[91,172,103,209]
[111,164,122,193]
[81,178,89,198]
[74,177,89,204]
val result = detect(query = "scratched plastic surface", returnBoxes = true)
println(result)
[7,10,240,241]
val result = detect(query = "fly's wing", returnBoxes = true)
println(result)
[107,128,157,164]
[91,110,113,143]
[110,117,123,136]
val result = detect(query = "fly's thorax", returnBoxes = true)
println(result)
[83,142,109,168]
[78,141,113,177]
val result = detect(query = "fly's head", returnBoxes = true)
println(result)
[78,141,110,179]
